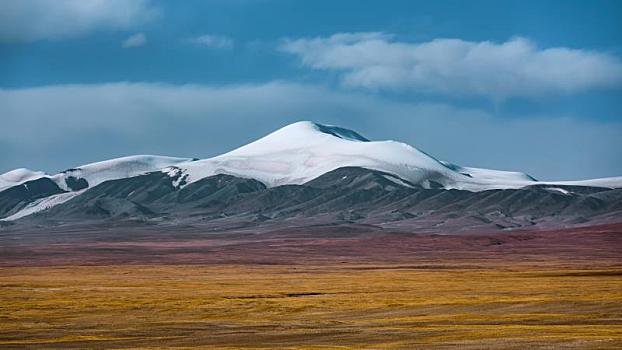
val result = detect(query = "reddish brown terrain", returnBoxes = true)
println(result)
[1,223,621,267]
[1,223,621,349]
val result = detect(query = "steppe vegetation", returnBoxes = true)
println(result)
[1,263,621,349]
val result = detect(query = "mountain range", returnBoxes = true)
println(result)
[1,121,621,232]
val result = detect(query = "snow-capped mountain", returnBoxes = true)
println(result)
[1,121,621,224]
[170,121,542,191]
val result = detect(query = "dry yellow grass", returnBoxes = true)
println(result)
[1,264,621,349]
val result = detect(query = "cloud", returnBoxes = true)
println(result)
[0,0,158,43]
[1,82,620,180]
[122,33,146,48]
[281,33,622,100]
[186,35,234,49]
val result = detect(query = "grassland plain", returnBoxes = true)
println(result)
[1,263,622,349]
[0,223,621,349]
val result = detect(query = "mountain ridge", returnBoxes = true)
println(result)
[1,121,621,226]
[2,166,620,233]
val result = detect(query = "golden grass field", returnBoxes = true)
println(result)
[1,263,621,349]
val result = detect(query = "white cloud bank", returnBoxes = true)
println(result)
[186,34,234,49]
[281,33,622,100]
[122,33,146,48]
[0,82,620,180]
[0,0,158,43]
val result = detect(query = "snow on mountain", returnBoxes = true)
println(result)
[169,121,539,191]
[547,176,622,189]
[440,161,536,183]
[4,122,618,196]
[0,168,47,192]
[49,155,194,191]
[1,155,193,194]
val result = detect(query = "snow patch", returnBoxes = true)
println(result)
[545,187,571,195]
[382,175,415,189]
[1,191,82,221]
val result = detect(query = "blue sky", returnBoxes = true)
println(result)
[0,0,621,180]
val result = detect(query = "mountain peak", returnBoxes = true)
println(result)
[180,120,454,188]
[307,121,370,142]
[220,121,370,159]
[277,121,367,142]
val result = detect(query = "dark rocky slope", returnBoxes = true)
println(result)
[3,167,620,233]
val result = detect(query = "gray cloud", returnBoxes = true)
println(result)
[0,82,620,180]
[0,0,158,43]
[281,33,622,100]
[185,34,234,49]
